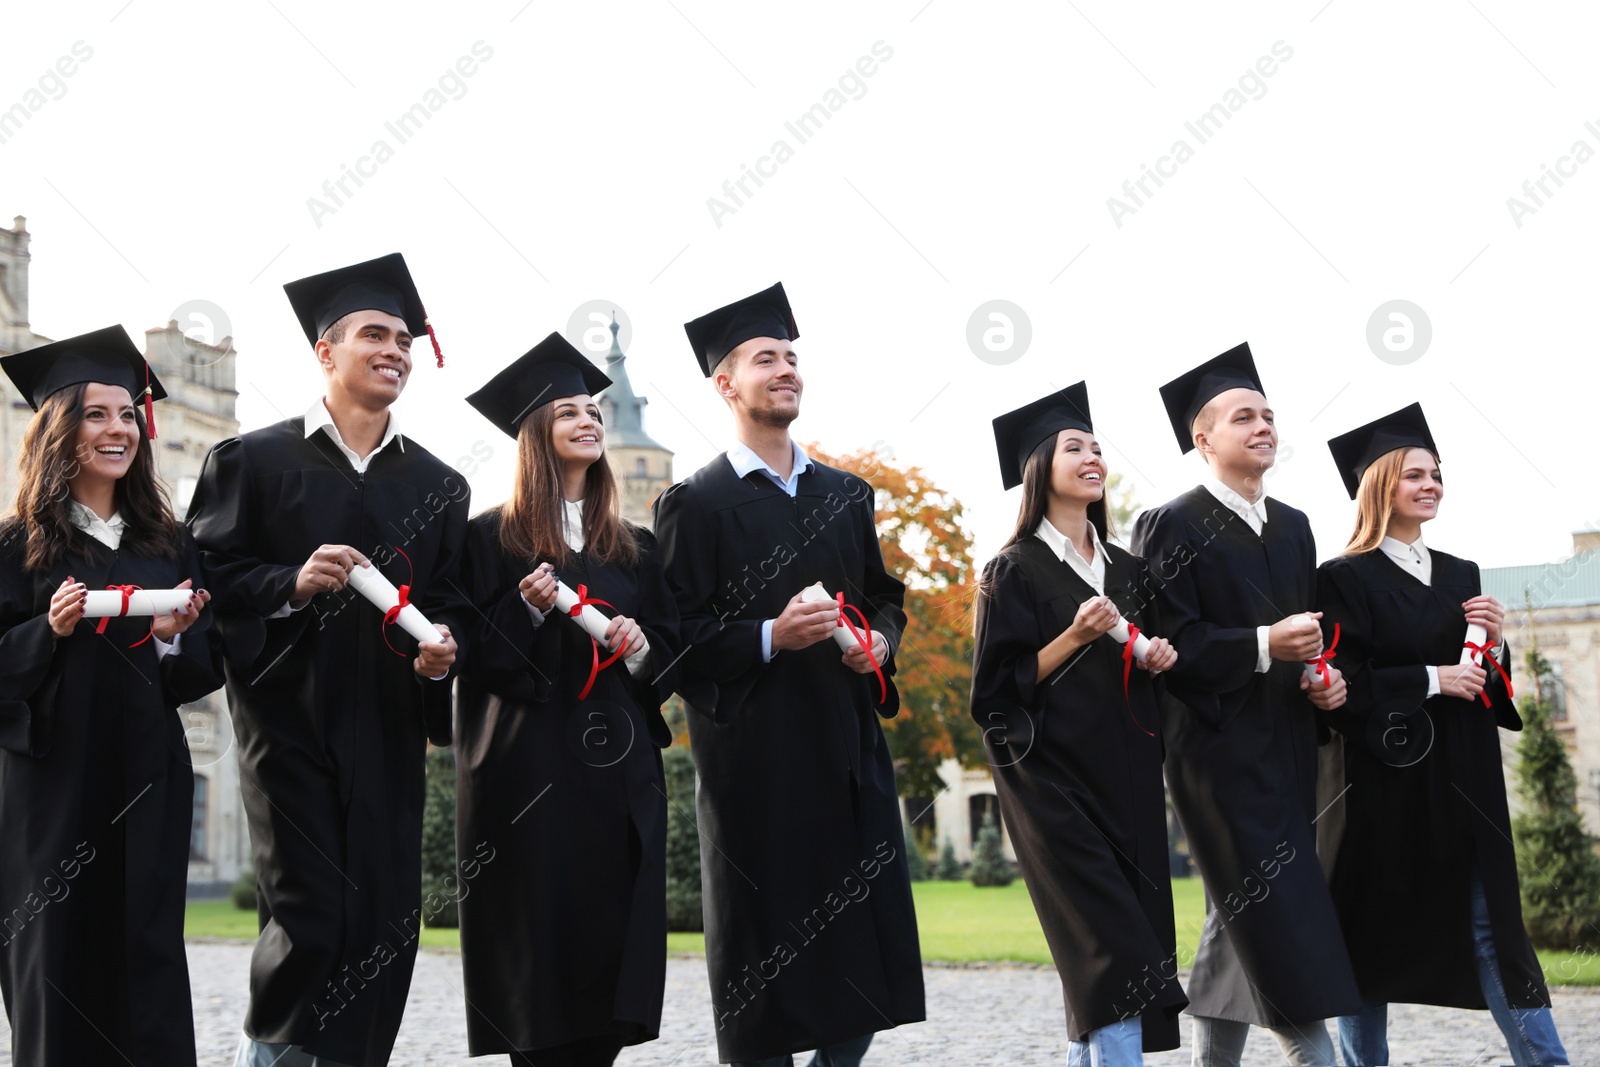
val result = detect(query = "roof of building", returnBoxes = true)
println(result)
[597,314,668,452]
[1481,549,1600,611]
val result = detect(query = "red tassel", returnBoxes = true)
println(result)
[143,361,157,440]
[424,312,443,368]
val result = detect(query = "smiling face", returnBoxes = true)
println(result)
[715,336,801,428]
[1195,387,1276,482]
[549,394,604,468]
[1047,429,1105,506]
[69,381,139,487]
[317,310,412,411]
[1390,446,1443,527]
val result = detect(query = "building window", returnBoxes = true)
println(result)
[191,774,208,860]
[635,458,647,476]
[969,793,1001,848]
[1550,662,1568,721]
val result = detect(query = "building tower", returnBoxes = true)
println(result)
[596,313,673,526]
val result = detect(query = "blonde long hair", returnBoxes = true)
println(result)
[1343,447,1438,554]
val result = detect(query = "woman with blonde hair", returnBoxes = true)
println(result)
[1317,403,1567,1066]
[455,333,681,1067]
[0,326,220,1066]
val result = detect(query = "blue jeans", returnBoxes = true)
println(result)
[734,1032,873,1067]
[1338,875,1569,1066]
[1067,1017,1143,1067]
[233,1034,355,1066]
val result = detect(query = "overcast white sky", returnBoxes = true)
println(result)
[3,0,1597,570]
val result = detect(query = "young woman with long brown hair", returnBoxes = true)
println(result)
[455,333,681,1067]
[1317,403,1567,1066]
[0,326,220,1067]
[971,383,1186,1066]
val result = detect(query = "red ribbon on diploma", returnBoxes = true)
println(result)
[1120,623,1155,737]
[569,584,626,700]
[379,547,430,658]
[1463,639,1514,707]
[835,593,888,705]
[1306,622,1340,688]
[94,584,155,648]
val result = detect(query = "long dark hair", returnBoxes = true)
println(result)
[1001,433,1112,551]
[497,401,639,569]
[1,381,179,571]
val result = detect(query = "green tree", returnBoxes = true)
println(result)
[936,837,963,881]
[663,743,704,932]
[420,744,459,928]
[1512,649,1600,950]
[904,822,928,882]
[968,811,1014,887]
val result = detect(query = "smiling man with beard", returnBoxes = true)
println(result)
[187,253,470,1067]
[653,283,923,1067]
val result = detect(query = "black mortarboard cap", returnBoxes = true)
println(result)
[282,252,445,366]
[1,325,167,437]
[991,382,1094,490]
[683,282,798,377]
[1157,342,1266,454]
[465,332,613,439]
[1326,402,1438,499]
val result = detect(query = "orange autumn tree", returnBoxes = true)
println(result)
[805,442,982,800]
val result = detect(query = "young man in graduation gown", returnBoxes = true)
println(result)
[1128,344,1361,1067]
[187,254,470,1067]
[653,283,925,1066]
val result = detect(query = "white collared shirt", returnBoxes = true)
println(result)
[1034,517,1106,596]
[525,499,650,676]
[66,499,179,659]
[728,438,815,662]
[1380,534,1432,586]
[727,438,813,500]
[1199,476,1274,673]
[303,398,404,474]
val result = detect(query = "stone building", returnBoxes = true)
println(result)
[595,314,673,525]
[1482,530,1600,834]
[0,214,249,892]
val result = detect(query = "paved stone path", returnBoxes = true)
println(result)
[1,943,1594,1064]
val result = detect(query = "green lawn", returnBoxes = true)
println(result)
[187,879,1600,986]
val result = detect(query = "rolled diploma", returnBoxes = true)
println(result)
[553,579,613,644]
[83,588,193,618]
[346,564,444,646]
[1461,623,1488,666]
[1108,617,1152,661]
[800,582,860,652]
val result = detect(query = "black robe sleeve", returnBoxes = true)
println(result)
[971,553,1045,713]
[1316,557,1432,754]
[157,529,227,709]
[1129,506,1259,729]
[0,529,63,757]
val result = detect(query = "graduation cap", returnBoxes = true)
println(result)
[1326,402,1438,499]
[282,252,445,367]
[0,324,167,438]
[683,282,798,377]
[991,382,1094,490]
[1157,342,1265,454]
[465,332,613,439]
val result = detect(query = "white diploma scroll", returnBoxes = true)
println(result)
[1461,623,1488,667]
[1109,617,1152,662]
[554,579,614,644]
[1295,613,1332,689]
[346,563,444,646]
[800,582,863,653]
[83,588,193,619]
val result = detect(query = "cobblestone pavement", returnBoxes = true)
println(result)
[1,943,1594,1065]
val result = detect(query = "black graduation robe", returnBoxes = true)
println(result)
[1129,487,1360,1027]
[186,418,470,1067]
[652,455,925,1063]
[971,538,1187,1050]
[455,508,680,1056]
[1316,548,1549,1011]
[0,522,223,1066]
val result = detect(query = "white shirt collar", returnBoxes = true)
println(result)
[726,439,813,498]
[67,499,126,550]
[1202,474,1270,536]
[1034,516,1106,595]
[1379,533,1432,585]
[561,499,585,553]
[303,398,404,473]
